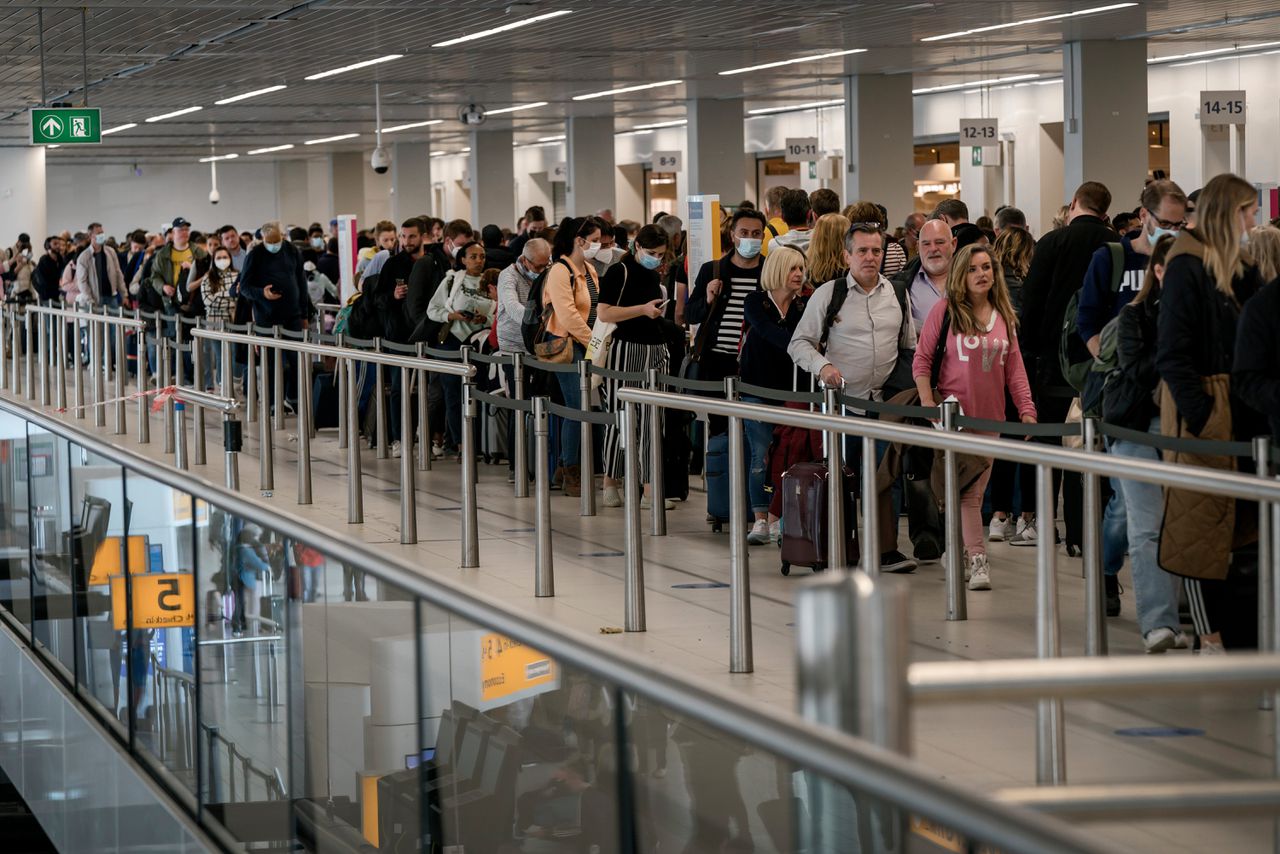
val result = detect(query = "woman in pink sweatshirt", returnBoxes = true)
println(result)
[913,243,1036,591]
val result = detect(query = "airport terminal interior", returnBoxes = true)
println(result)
[4,1,1280,852]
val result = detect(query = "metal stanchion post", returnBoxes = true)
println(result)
[460,374,479,568]
[623,400,646,632]
[399,366,416,544]
[647,370,668,535]
[417,357,430,472]
[512,354,527,496]
[578,359,596,517]
[374,338,388,459]
[267,641,280,723]
[220,339,240,491]
[272,327,285,431]
[112,325,126,435]
[1035,463,1067,785]
[336,335,348,451]
[727,379,752,673]
[23,311,34,400]
[346,359,364,523]
[533,396,554,597]
[191,339,206,464]
[72,316,85,418]
[92,320,106,426]
[38,314,49,406]
[1256,437,1274,711]
[174,401,188,470]
[136,327,150,443]
[258,345,274,493]
[297,353,313,505]
[942,400,967,622]
[55,315,67,410]
[1082,417,1106,656]
[246,337,257,424]
[0,307,7,392]
[161,338,174,454]
[861,434,879,574]
[822,385,846,570]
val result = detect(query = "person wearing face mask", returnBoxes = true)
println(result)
[496,238,552,481]
[425,241,496,453]
[597,225,674,510]
[440,220,476,271]
[239,221,311,411]
[308,224,327,257]
[74,221,128,307]
[588,228,624,280]
[198,247,238,389]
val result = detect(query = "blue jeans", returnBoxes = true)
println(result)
[740,396,775,515]
[1102,486,1126,577]
[552,339,585,469]
[1109,418,1182,635]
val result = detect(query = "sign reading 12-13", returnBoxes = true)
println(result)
[1200,90,1246,126]
[30,107,102,144]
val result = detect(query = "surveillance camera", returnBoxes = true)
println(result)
[209,188,221,205]
[371,146,391,174]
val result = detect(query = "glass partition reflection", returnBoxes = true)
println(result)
[0,409,31,630]
[27,423,72,679]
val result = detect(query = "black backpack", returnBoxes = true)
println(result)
[520,258,572,353]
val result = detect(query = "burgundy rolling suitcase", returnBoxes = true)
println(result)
[778,461,855,576]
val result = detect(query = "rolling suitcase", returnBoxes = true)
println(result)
[704,432,732,532]
[663,409,692,502]
[779,461,855,576]
[311,370,340,430]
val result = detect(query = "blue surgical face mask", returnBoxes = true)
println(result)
[637,251,662,271]
[736,237,762,259]
[1148,226,1177,247]
[311,237,325,249]
[94,233,107,246]
[264,241,282,254]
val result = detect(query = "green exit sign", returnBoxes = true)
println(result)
[30,107,102,145]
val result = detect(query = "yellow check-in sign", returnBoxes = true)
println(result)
[480,632,556,702]
[110,573,195,630]
[89,535,148,586]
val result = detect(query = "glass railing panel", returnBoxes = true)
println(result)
[0,407,32,631]
[27,421,73,680]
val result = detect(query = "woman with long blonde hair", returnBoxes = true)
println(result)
[1156,172,1264,653]
[913,244,1036,591]
[807,213,849,284]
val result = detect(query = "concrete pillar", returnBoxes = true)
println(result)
[842,75,915,226]
[958,141,1006,222]
[306,159,333,223]
[686,97,747,201]
[0,147,47,243]
[469,129,515,228]
[275,160,309,227]
[566,117,616,217]
[330,151,364,221]
[1062,40,1148,212]
[391,142,433,221]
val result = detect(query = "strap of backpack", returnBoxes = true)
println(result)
[930,310,950,390]
[818,278,849,355]
[1107,242,1124,293]
[766,222,779,239]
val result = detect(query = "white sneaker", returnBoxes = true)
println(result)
[1143,627,1191,654]
[391,440,402,458]
[1008,517,1038,547]
[747,519,771,546]
[640,494,676,511]
[988,515,1012,542]
[431,441,445,460]
[1197,639,1227,655]
[602,486,622,508]
[769,520,782,544]
[967,553,991,591]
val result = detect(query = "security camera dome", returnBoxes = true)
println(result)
[371,146,391,174]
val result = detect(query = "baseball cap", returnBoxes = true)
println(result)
[171,216,191,228]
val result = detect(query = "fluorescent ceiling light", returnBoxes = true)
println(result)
[198,153,238,162]
[633,119,687,130]
[214,84,286,105]
[383,119,444,133]
[1150,40,1280,64]
[487,102,547,115]
[432,10,573,48]
[304,54,403,81]
[922,3,1136,42]
[429,150,447,157]
[573,80,682,101]
[615,129,654,137]
[145,105,203,123]
[537,135,566,142]
[100,123,137,135]
[303,133,360,145]
[248,144,295,155]
[461,147,471,153]
[46,144,59,149]
[912,74,1039,94]
[1170,47,1280,68]
[747,98,843,116]
[719,48,866,76]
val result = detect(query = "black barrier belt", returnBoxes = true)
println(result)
[226,322,250,334]
[736,381,824,405]
[342,336,376,350]
[591,365,648,384]
[139,309,160,321]
[317,334,340,346]
[524,357,579,374]
[1098,421,1255,458]
[381,341,417,355]
[546,401,617,426]
[279,328,306,341]
[659,373,726,393]
[252,324,277,336]
[471,389,533,413]
[468,350,508,366]
[835,392,940,421]
[951,414,1080,438]
[421,344,464,361]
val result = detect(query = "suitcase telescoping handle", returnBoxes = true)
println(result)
[817,378,846,460]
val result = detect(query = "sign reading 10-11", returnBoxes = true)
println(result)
[30,107,102,145]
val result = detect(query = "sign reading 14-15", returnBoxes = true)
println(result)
[30,107,102,145]
[1200,90,1246,126]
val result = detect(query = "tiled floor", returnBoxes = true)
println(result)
[4,387,1275,852]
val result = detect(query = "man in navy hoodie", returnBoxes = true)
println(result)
[238,221,311,409]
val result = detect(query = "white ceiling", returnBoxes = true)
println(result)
[1,0,1277,163]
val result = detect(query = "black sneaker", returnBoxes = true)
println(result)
[1105,575,1122,617]
[912,537,943,562]
[880,550,918,574]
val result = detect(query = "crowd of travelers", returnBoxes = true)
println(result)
[6,170,1280,656]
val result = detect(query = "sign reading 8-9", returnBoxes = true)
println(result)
[111,573,195,630]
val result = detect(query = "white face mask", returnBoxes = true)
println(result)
[214,257,232,271]
[582,241,602,260]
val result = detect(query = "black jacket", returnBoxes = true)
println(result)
[1235,277,1280,444]
[238,241,309,327]
[1019,214,1115,390]
[739,290,806,391]
[686,253,762,357]
[405,246,451,334]
[33,253,63,302]
[1156,229,1261,437]
[482,243,516,271]
[1103,293,1160,429]
[372,250,420,343]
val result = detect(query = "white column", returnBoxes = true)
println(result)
[275,160,309,227]
[306,159,333,223]
[842,75,915,225]
[566,117,616,217]
[391,142,433,221]
[1062,40,1148,209]
[958,142,1006,221]
[330,151,365,221]
[469,129,515,228]
[686,97,746,201]
[0,147,47,242]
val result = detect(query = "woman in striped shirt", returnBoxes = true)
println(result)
[199,246,238,389]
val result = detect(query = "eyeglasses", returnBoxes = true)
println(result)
[1145,208,1186,230]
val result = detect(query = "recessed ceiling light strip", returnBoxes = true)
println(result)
[922,3,1136,42]
[432,10,573,48]
[719,48,866,76]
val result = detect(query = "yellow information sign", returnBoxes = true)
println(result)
[480,632,556,702]
[89,535,148,585]
[110,573,195,630]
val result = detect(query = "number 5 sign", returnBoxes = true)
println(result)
[1200,90,1246,125]
[111,573,195,630]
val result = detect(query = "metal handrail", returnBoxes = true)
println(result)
[0,393,1108,854]
[190,326,475,378]
[24,302,145,328]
